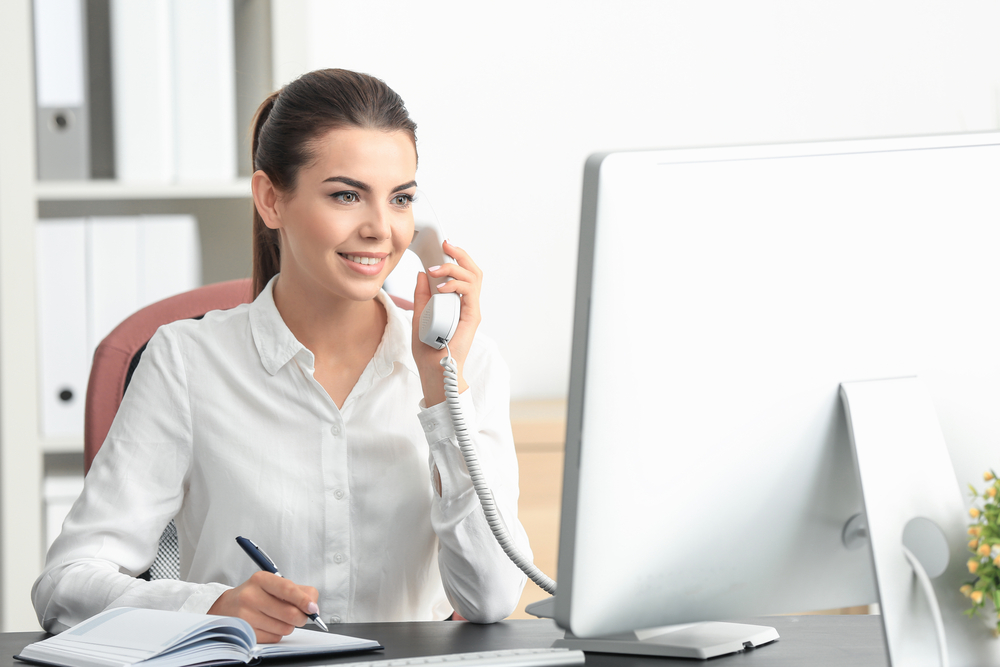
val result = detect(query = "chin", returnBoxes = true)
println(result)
[337,278,386,303]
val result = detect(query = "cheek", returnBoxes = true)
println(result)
[394,222,415,250]
[290,205,354,249]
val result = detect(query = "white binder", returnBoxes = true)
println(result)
[36,220,89,438]
[109,0,174,182]
[86,214,201,356]
[86,217,140,356]
[173,0,237,182]
[37,215,202,439]
[33,0,90,180]
[137,215,202,307]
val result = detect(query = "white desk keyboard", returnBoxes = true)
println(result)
[323,647,585,666]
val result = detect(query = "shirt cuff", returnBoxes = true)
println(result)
[417,390,478,444]
[178,582,232,614]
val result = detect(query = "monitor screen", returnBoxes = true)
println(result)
[555,133,1000,638]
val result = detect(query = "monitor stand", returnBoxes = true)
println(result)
[525,597,779,659]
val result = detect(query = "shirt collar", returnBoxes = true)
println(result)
[248,275,305,376]
[248,274,419,379]
[373,290,419,379]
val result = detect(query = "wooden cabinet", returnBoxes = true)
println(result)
[509,400,566,619]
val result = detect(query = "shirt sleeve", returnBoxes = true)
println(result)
[31,326,231,634]
[417,337,530,623]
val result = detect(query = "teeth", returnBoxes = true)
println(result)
[344,254,384,266]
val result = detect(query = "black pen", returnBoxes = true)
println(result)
[235,536,329,632]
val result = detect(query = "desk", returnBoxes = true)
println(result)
[0,616,889,666]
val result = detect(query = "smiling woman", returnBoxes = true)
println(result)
[31,70,530,641]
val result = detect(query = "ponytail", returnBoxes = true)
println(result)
[251,91,281,298]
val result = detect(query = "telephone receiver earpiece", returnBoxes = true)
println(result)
[409,192,460,350]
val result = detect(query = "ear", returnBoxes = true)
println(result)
[251,170,282,230]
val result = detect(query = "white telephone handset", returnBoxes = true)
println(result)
[404,194,557,596]
[408,219,461,349]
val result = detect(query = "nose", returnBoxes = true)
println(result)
[360,201,392,240]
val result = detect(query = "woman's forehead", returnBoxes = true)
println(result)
[307,126,417,183]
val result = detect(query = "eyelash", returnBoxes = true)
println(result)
[331,191,360,204]
[329,191,415,207]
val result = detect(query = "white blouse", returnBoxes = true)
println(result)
[32,276,530,633]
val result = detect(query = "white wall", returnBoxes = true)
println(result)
[301,0,1000,399]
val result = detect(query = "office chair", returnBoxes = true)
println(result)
[84,278,254,579]
[84,279,416,580]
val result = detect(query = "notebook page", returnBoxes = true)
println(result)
[253,628,381,658]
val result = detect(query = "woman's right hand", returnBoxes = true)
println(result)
[208,571,319,643]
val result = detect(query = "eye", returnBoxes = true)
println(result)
[391,193,414,208]
[332,191,359,203]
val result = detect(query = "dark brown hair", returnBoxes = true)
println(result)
[250,69,418,297]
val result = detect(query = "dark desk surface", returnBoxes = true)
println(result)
[0,616,889,666]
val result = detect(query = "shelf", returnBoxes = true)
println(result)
[41,436,84,454]
[35,179,252,202]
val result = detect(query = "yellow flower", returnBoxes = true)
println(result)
[971,590,985,604]
[989,487,997,498]
[979,544,992,557]
[994,555,1000,567]
[970,539,980,550]
[986,471,995,481]
[970,526,983,536]
[961,584,974,597]
[969,559,980,574]
[970,507,981,519]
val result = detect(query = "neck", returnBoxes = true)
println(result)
[270,268,386,360]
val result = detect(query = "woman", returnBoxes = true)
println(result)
[32,69,530,641]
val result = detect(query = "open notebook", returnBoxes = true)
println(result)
[15,608,382,667]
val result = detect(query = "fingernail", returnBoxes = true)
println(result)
[307,602,319,615]
[428,265,441,272]
[437,282,449,290]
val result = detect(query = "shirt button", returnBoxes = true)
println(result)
[334,489,345,500]
[333,552,345,564]
[330,615,342,623]
[423,421,437,432]
[331,424,341,437]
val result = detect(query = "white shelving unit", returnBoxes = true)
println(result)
[35,180,252,202]
[0,0,306,630]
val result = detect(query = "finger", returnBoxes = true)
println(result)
[253,590,309,628]
[442,241,482,278]
[413,269,431,310]
[256,573,316,619]
[433,278,479,303]
[254,629,285,645]
[244,607,296,642]
[427,263,478,287]
[433,282,481,324]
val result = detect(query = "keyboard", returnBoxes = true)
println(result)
[322,647,585,666]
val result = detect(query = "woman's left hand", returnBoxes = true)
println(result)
[411,240,483,407]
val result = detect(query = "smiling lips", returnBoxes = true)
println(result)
[339,252,387,276]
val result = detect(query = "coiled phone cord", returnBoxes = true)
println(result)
[440,343,558,595]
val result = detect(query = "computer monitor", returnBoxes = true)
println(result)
[551,133,1000,655]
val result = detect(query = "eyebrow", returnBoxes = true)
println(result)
[322,176,418,193]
